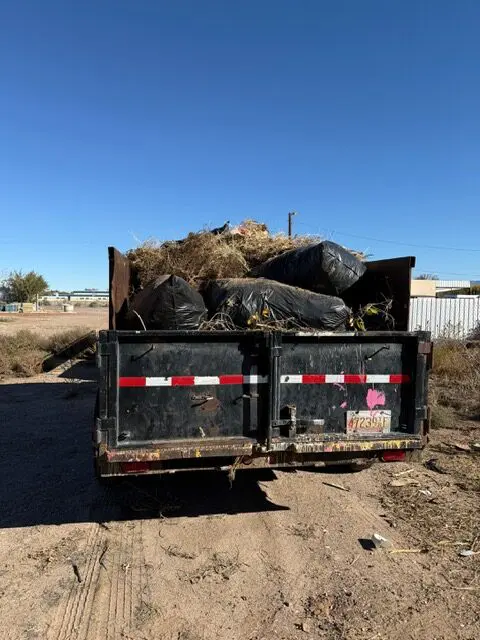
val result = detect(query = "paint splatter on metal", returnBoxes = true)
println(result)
[367,389,386,410]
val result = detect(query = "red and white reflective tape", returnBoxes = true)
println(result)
[280,374,410,384]
[119,374,268,388]
[119,373,410,387]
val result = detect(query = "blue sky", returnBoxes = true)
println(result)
[1,0,480,290]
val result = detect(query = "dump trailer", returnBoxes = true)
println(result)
[94,248,431,478]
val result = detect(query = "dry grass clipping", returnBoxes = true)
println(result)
[127,220,322,287]
[0,329,96,378]
[184,551,244,583]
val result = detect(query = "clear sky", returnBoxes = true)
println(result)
[1,1,480,290]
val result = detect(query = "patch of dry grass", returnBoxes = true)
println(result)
[433,340,479,385]
[430,404,458,430]
[431,340,480,420]
[0,328,96,378]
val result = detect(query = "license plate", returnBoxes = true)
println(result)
[346,410,391,434]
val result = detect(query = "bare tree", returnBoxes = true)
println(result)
[417,273,439,280]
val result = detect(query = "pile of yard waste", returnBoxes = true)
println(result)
[123,220,376,332]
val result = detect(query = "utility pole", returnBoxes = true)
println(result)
[288,211,297,238]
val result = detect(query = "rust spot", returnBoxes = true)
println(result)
[105,438,254,463]
[104,436,422,466]
[200,398,220,413]
[108,247,131,329]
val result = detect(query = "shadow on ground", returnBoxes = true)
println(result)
[0,365,288,529]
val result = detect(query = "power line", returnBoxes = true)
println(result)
[296,222,480,253]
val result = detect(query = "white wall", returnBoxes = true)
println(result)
[409,297,480,339]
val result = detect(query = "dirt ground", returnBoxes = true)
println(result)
[0,362,479,640]
[0,308,108,337]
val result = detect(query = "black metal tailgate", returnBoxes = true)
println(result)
[97,330,429,456]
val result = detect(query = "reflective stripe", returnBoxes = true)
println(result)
[119,377,146,387]
[194,376,220,386]
[145,377,171,386]
[344,374,366,384]
[280,374,303,384]
[325,374,344,383]
[280,374,411,385]
[366,374,390,383]
[119,373,410,387]
[302,374,327,384]
[171,376,195,386]
[390,374,411,384]
[120,374,268,387]
[219,375,244,385]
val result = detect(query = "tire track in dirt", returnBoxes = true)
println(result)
[89,521,147,640]
[46,520,147,640]
[47,522,107,640]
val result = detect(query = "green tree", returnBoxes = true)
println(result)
[4,271,49,302]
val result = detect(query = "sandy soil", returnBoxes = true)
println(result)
[0,363,479,640]
[0,308,108,337]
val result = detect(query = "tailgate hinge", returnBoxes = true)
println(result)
[95,417,116,446]
[99,343,117,357]
[418,340,433,370]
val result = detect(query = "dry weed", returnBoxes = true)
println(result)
[185,551,244,583]
[430,404,458,430]
[288,523,317,540]
[0,328,96,378]
[45,329,95,354]
[162,545,197,560]
[12,350,46,377]
[433,340,480,389]
[431,340,480,420]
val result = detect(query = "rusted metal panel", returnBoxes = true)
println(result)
[108,247,131,330]
[286,437,421,453]
[104,435,421,466]
[105,438,255,462]
[268,434,421,453]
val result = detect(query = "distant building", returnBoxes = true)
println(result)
[39,290,109,302]
[435,280,472,294]
[411,279,471,298]
[39,291,70,302]
[410,280,436,297]
[68,290,109,302]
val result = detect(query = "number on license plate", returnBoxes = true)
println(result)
[346,410,391,434]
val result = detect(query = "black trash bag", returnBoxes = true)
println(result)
[251,241,366,295]
[203,278,350,330]
[123,275,207,330]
